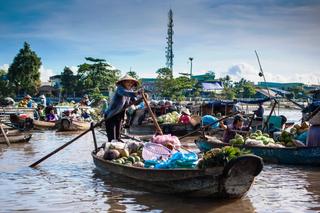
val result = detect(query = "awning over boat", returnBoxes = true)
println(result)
[237,97,272,104]
[256,88,278,98]
[270,88,292,96]
[205,100,235,107]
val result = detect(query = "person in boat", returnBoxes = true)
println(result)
[46,108,58,122]
[39,94,47,107]
[80,94,92,106]
[4,97,15,107]
[104,74,141,142]
[18,95,32,108]
[34,104,45,120]
[179,108,191,124]
[100,98,108,116]
[253,102,264,120]
[220,115,250,143]
[306,111,320,147]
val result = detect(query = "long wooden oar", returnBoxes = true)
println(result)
[178,111,241,140]
[29,98,142,168]
[141,92,163,135]
[0,123,10,146]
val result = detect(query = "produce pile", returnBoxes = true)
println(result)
[157,111,181,124]
[197,146,250,168]
[228,130,284,148]
[97,141,145,167]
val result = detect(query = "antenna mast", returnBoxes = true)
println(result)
[165,9,174,71]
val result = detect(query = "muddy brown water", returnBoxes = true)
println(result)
[0,109,319,212]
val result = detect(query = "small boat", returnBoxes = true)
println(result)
[129,123,198,136]
[195,137,320,166]
[33,120,57,130]
[92,150,263,198]
[57,118,91,132]
[0,133,32,144]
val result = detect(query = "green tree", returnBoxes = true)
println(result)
[61,66,78,97]
[77,57,120,96]
[8,42,41,95]
[156,67,174,98]
[127,70,139,80]
[233,78,256,98]
[0,69,14,97]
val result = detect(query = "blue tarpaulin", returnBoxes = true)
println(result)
[201,82,223,91]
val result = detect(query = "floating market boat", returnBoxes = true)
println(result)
[92,150,263,198]
[195,138,320,166]
[57,118,91,132]
[32,120,57,130]
[0,133,32,144]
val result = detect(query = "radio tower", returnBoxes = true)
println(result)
[165,9,174,71]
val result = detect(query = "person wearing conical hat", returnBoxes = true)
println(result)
[179,108,191,124]
[104,74,141,142]
[18,95,32,108]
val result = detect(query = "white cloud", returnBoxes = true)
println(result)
[39,65,54,82]
[0,64,9,71]
[69,66,78,74]
[226,63,319,85]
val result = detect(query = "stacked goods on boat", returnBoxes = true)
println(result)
[229,130,284,147]
[97,140,145,167]
[157,111,180,124]
[96,135,200,169]
[197,146,250,168]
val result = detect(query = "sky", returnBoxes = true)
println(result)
[0,0,319,84]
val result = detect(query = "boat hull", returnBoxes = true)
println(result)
[33,120,57,130]
[195,139,320,166]
[57,118,90,132]
[92,152,263,198]
[0,133,32,144]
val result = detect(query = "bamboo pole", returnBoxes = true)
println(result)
[141,92,163,135]
[0,123,10,146]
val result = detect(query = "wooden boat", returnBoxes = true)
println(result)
[33,120,57,130]
[129,123,198,136]
[92,151,263,198]
[195,138,320,166]
[57,118,91,132]
[0,133,32,144]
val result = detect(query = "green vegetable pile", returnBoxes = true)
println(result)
[248,130,275,145]
[197,146,250,168]
[157,111,181,124]
[230,134,245,145]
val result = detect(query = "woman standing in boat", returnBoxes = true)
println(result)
[104,74,141,142]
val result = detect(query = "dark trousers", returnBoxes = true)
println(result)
[105,112,124,142]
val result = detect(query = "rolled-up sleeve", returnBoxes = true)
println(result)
[117,86,137,98]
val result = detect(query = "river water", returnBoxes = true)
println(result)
[0,109,319,212]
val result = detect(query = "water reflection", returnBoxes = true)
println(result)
[0,124,319,212]
[92,168,256,213]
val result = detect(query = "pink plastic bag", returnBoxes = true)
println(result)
[151,134,181,149]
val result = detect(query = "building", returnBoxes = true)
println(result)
[257,82,304,90]
[140,78,157,98]
[38,82,59,96]
[49,75,62,89]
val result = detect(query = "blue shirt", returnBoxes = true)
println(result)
[104,85,137,119]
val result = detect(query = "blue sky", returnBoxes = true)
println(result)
[0,0,319,84]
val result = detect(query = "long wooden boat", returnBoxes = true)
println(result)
[57,118,91,132]
[0,133,32,144]
[92,151,263,198]
[33,120,57,130]
[129,123,198,136]
[195,138,320,166]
